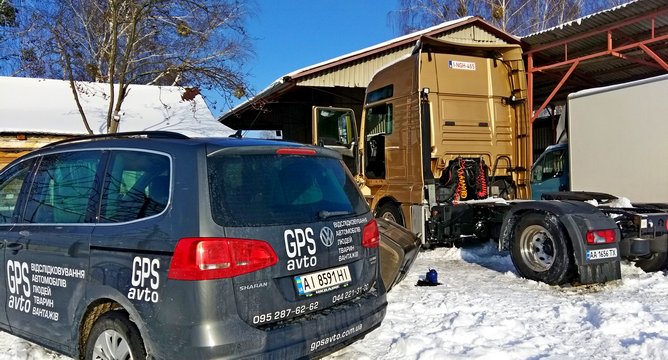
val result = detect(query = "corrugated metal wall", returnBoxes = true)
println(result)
[297,25,508,88]
[532,116,557,162]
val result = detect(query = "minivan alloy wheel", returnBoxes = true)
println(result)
[93,330,133,360]
[85,311,146,360]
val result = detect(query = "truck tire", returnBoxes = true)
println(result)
[85,311,146,360]
[635,251,668,272]
[377,203,404,226]
[510,212,575,285]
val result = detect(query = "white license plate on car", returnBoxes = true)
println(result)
[295,266,351,295]
[587,248,618,260]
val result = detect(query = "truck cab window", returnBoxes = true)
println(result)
[316,109,354,146]
[366,104,393,136]
[365,104,392,179]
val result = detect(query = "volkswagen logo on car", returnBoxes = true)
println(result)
[320,226,334,247]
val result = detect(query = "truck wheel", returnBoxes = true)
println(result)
[635,251,668,272]
[377,203,403,226]
[510,213,575,285]
[85,311,146,360]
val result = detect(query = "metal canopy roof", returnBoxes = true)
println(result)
[219,17,520,127]
[523,0,668,121]
[221,1,668,130]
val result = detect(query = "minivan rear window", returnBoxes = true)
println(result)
[208,154,368,226]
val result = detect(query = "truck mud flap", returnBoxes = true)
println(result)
[377,218,421,291]
[578,262,621,285]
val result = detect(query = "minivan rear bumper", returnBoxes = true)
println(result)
[146,290,387,359]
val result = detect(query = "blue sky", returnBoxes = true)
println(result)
[215,1,400,116]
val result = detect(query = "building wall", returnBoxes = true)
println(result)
[0,134,70,169]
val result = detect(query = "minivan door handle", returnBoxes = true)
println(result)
[6,242,24,253]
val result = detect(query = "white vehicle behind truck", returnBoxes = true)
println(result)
[532,74,668,271]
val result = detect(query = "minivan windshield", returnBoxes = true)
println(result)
[208,154,369,226]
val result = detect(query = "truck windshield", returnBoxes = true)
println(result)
[532,148,566,183]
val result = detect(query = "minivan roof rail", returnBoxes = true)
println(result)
[43,131,190,149]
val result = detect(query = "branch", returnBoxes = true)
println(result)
[53,32,94,135]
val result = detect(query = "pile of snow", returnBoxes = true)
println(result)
[605,197,634,208]
[0,77,234,138]
[1,243,667,359]
[586,196,634,208]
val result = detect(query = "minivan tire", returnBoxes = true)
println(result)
[85,311,147,360]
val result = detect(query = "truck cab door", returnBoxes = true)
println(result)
[531,147,569,200]
[312,107,359,175]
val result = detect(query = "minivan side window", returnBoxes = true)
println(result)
[23,151,102,224]
[99,151,170,223]
[0,160,34,224]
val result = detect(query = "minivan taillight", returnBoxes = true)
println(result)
[362,219,380,248]
[168,238,278,280]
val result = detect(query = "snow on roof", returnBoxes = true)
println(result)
[282,17,476,80]
[524,0,637,38]
[0,76,234,137]
[568,73,668,99]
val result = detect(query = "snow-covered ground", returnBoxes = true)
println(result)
[328,243,668,359]
[1,243,667,359]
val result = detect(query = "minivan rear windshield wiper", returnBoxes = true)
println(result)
[318,210,353,219]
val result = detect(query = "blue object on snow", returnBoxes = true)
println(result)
[426,269,438,285]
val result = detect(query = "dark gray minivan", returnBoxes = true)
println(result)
[0,132,387,359]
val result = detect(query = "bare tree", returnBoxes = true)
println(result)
[7,0,255,133]
[393,0,622,36]
[0,0,17,61]
[0,0,16,27]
